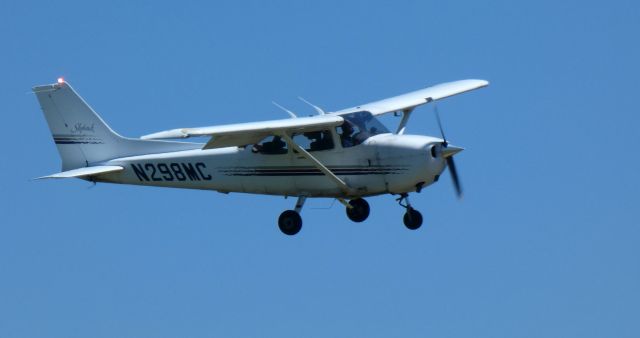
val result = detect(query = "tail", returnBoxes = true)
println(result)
[33,79,200,171]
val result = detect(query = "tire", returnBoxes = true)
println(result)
[346,198,370,222]
[403,208,423,230]
[278,210,302,235]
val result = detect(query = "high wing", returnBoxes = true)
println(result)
[141,79,487,149]
[36,165,124,179]
[334,79,489,116]
[141,114,344,150]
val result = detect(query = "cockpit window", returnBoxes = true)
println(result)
[336,111,389,148]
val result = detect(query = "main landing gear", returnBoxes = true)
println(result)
[397,193,423,230]
[345,198,370,222]
[278,196,306,236]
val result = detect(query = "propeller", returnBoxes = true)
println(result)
[434,104,463,199]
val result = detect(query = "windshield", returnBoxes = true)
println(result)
[336,111,389,148]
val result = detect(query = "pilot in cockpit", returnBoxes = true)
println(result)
[339,122,355,148]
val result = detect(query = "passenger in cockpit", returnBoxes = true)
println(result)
[253,136,287,154]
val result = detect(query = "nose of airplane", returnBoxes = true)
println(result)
[428,141,463,199]
[441,144,464,158]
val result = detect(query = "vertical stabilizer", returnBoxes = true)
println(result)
[33,79,200,171]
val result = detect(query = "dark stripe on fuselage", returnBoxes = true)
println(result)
[220,166,407,176]
[225,172,398,176]
[54,141,104,144]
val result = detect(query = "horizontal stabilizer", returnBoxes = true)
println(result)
[36,165,124,179]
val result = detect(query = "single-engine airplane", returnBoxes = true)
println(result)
[34,78,488,235]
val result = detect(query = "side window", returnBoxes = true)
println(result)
[252,135,288,155]
[292,130,334,152]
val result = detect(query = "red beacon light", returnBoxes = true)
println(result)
[57,77,65,84]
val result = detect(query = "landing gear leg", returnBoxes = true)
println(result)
[396,193,423,230]
[343,198,370,222]
[278,196,306,236]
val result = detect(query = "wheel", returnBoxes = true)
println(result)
[278,210,302,235]
[346,198,370,222]
[403,208,423,230]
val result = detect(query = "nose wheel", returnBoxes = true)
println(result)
[403,207,423,230]
[397,193,423,230]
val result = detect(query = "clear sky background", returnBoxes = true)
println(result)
[1,1,639,337]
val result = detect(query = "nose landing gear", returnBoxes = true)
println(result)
[397,193,423,230]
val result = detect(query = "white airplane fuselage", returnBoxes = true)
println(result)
[97,133,447,198]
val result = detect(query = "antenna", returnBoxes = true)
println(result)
[272,101,297,118]
[298,97,326,115]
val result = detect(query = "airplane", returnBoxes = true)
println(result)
[33,77,489,235]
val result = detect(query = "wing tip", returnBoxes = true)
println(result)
[475,79,490,87]
[458,79,489,88]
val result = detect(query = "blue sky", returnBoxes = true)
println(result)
[1,1,639,337]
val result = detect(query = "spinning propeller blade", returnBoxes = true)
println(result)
[434,104,463,199]
[434,104,448,147]
[446,156,462,199]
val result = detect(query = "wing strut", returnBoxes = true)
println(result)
[396,108,415,135]
[279,133,354,195]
